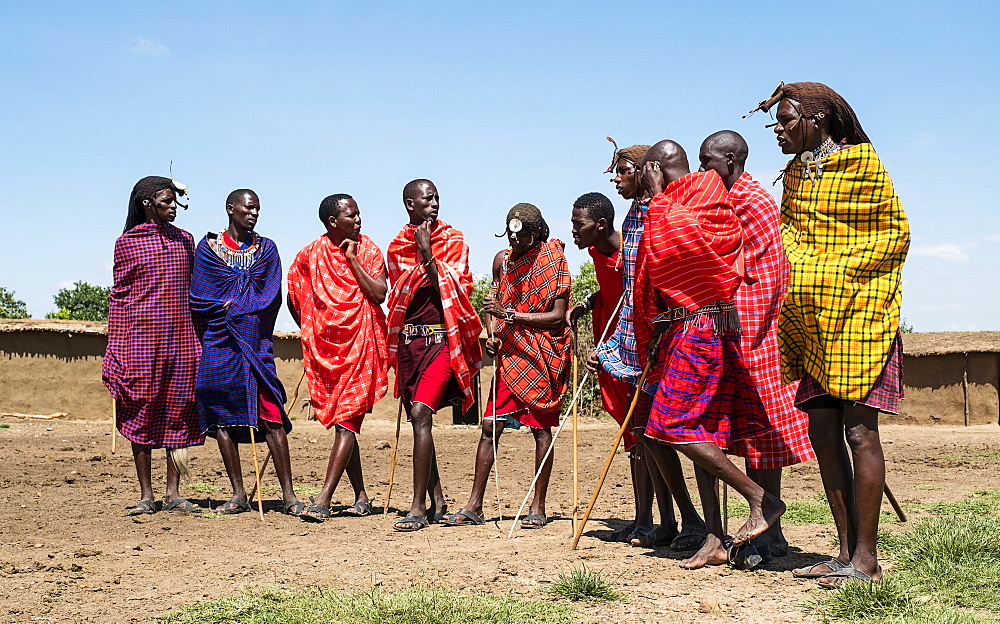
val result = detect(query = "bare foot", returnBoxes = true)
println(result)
[679,534,728,569]
[733,493,785,545]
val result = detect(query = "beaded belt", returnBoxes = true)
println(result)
[402,323,447,344]
[652,301,735,324]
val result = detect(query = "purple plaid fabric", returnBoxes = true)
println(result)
[595,198,646,385]
[103,223,203,449]
[190,234,288,440]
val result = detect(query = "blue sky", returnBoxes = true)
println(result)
[2,1,998,332]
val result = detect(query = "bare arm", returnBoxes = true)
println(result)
[342,239,388,305]
[287,292,301,328]
[414,220,439,291]
[483,249,568,330]
[483,249,505,356]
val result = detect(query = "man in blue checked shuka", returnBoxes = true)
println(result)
[190,189,304,516]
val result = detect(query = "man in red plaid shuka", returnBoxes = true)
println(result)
[633,141,785,570]
[386,179,483,532]
[443,203,571,530]
[698,131,815,561]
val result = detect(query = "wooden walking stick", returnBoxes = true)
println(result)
[382,398,404,516]
[571,331,580,535]
[884,483,907,523]
[247,378,303,503]
[571,339,658,550]
[248,425,266,521]
[110,396,117,454]
[722,482,729,536]
[507,292,627,537]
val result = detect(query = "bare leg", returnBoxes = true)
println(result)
[403,402,436,526]
[312,425,357,508]
[427,447,445,517]
[344,436,369,505]
[642,433,704,531]
[215,429,247,503]
[746,465,787,552]
[651,458,676,531]
[164,449,182,502]
[456,418,506,520]
[808,408,855,570]
[670,441,785,544]
[844,405,884,579]
[131,442,154,503]
[263,421,299,506]
[630,444,655,532]
[680,465,728,569]
[527,427,554,521]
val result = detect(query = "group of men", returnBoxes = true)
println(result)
[103,81,908,589]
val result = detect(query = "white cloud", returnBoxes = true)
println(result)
[57,280,75,289]
[130,37,169,56]
[905,131,938,147]
[919,303,966,311]
[946,322,981,331]
[911,243,969,263]
[984,234,1000,243]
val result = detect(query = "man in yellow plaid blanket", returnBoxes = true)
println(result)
[749,82,910,588]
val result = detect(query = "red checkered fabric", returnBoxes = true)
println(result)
[386,221,483,413]
[287,234,389,428]
[634,171,743,364]
[495,239,572,412]
[728,173,814,468]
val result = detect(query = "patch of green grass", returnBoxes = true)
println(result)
[185,482,223,494]
[913,484,940,491]
[548,565,621,602]
[0,423,9,429]
[810,489,1000,623]
[161,586,577,624]
[975,451,1000,460]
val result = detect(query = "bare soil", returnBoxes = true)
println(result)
[1,410,998,624]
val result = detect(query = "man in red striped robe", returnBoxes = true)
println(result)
[633,140,785,569]
[698,130,815,562]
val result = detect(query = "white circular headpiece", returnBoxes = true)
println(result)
[508,217,523,233]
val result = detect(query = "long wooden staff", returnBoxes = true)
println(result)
[571,336,658,550]
[248,374,306,503]
[884,483,907,522]
[488,280,506,520]
[248,425,266,521]
[382,398,405,516]
[110,397,117,454]
[507,292,626,537]
[571,331,580,535]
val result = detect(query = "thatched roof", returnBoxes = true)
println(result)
[901,331,1000,356]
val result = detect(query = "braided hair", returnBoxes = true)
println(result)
[124,176,187,233]
[605,136,651,173]
[499,202,549,242]
[779,82,871,145]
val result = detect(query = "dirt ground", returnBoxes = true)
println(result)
[1,410,998,624]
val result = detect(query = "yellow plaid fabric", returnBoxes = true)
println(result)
[779,143,909,400]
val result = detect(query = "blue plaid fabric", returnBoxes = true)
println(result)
[596,199,647,386]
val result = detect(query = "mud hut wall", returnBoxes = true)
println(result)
[0,330,311,419]
[895,353,1000,426]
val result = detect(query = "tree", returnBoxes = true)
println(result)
[0,287,29,319]
[45,281,111,322]
[469,274,493,324]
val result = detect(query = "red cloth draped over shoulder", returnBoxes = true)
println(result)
[287,234,389,428]
[634,171,744,367]
[495,239,572,412]
[386,221,483,413]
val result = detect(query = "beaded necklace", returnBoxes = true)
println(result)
[218,230,260,269]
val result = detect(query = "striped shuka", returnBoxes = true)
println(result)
[287,234,388,429]
[386,220,483,413]
[728,172,814,468]
[494,239,572,413]
[103,223,203,449]
[634,171,768,449]
[779,143,909,401]
[189,233,288,440]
